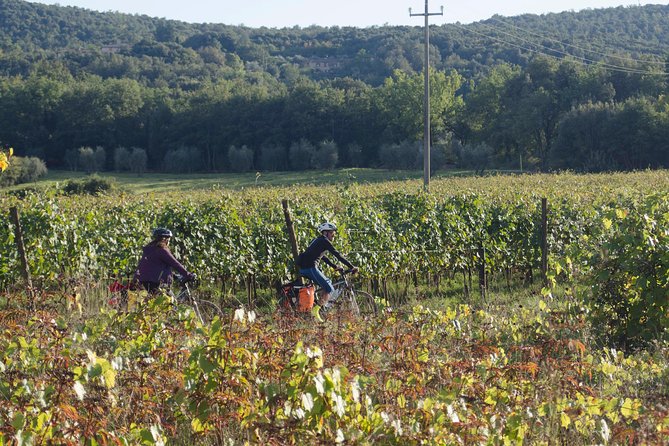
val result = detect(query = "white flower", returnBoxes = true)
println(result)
[234,308,245,322]
[335,429,345,444]
[306,346,322,359]
[294,408,305,419]
[331,368,341,386]
[150,425,165,446]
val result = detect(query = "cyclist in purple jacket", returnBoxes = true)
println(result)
[133,228,194,294]
[297,222,358,321]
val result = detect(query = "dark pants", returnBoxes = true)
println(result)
[141,281,161,294]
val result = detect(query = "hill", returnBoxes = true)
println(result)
[1,1,668,85]
[0,0,668,175]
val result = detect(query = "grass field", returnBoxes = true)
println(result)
[12,168,512,194]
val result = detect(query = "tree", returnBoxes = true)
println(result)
[227,145,254,172]
[346,143,363,168]
[164,146,202,173]
[113,147,131,171]
[259,143,287,172]
[378,140,420,170]
[129,147,147,175]
[289,139,315,170]
[373,69,464,145]
[78,147,96,173]
[311,140,339,170]
[94,146,107,171]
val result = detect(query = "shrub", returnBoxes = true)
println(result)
[453,140,494,173]
[78,147,96,173]
[0,156,48,187]
[62,175,116,195]
[64,148,78,171]
[378,140,420,169]
[561,195,669,349]
[94,146,107,171]
[588,198,669,348]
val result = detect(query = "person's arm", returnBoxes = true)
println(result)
[324,239,354,269]
[321,255,338,269]
[158,247,191,277]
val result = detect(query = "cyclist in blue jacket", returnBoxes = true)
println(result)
[296,222,358,321]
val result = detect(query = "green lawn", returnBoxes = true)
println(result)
[11,168,496,194]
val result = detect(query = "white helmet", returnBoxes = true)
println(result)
[318,222,337,233]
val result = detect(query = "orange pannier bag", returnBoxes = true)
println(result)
[296,284,315,312]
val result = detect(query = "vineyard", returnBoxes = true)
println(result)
[1,171,668,444]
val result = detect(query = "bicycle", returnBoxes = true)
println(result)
[108,275,224,325]
[278,269,377,318]
[174,275,224,325]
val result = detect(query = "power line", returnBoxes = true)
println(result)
[452,22,668,76]
[471,21,664,74]
[486,16,666,66]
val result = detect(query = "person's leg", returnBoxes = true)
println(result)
[299,267,333,320]
[299,267,333,302]
[142,281,160,294]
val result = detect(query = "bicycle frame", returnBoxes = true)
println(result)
[316,269,377,317]
[175,276,223,325]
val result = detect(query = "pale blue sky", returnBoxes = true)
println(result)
[34,1,664,27]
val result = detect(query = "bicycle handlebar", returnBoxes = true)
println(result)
[176,273,197,285]
[339,268,358,276]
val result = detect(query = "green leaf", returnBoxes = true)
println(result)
[198,355,217,374]
[12,412,26,430]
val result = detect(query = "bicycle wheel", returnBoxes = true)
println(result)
[352,290,377,316]
[194,299,224,325]
[337,288,360,317]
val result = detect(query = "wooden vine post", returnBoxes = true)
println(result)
[541,198,549,287]
[281,199,300,279]
[9,207,34,300]
[478,241,486,301]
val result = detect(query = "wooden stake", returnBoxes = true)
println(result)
[9,207,32,289]
[281,199,300,277]
[541,198,549,287]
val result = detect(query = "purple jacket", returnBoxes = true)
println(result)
[133,244,191,285]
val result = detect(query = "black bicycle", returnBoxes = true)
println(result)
[278,269,377,318]
[175,275,224,325]
[325,269,377,317]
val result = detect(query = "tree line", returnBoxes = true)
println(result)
[1,54,668,175]
[1,1,669,176]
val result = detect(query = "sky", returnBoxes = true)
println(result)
[33,1,666,28]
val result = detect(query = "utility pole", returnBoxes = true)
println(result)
[410,1,443,191]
